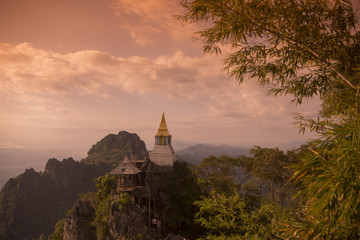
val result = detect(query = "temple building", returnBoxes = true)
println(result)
[110,112,176,198]
[149,112,176,166]
[109,156,143,193]
[108,112,176,226]
[109,112,176,197]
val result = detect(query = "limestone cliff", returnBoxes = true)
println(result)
[0,160,109,240]
[64,196,188,240]
[0,131,147,240]
[83,131,147,167]
[62,162,193,240]
[63,198,97,240]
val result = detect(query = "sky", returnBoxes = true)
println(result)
[3,0,352,173]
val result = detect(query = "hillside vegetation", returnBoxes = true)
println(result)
[83,131,147,166]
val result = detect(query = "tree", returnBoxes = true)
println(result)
[248,146,292,202]
[179,0,359,106]
[163,161,203,238]
[179,0,360,238]
[95,174,116,201]
[194,193,281,239]
[49,219,65,240]
[193,155,241,195]
[282,113,360,239]
[92,174,116,240]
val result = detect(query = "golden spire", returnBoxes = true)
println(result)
[156,111,170,136]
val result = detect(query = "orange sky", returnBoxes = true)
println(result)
[0,0,326,171]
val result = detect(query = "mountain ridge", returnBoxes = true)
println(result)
[0,131,147,240]
[177,143,250,165]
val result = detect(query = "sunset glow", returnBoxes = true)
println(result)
[0,0,322,171]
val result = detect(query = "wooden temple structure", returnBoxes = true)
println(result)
[108,112,175,228]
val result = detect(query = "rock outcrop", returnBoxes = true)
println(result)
[63,199,97,240]
[83,131,147,166]
[62,161,191,240]
[109,203,148,239]
[63,197,189,240]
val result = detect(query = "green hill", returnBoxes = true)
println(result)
[83,131,147,166]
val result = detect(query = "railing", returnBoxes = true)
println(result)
[117,185,144,192]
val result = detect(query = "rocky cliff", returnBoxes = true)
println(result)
[0,158,109,240]
[64,198,189,240]
[62,162,192,240]
[0,131,147,240]
[63,198,97,240]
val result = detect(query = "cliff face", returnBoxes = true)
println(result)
[109,203,149,239]
[62,164,189,240]
[64,197,188,240]
[63,198,97,240]
[0,131,147,240]
[0,158,109,240]
[0,168,56,239]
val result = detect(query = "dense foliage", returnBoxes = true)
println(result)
[48,218,65,240]
[194,194,281,240]
[191,148,297,239]
[92,174,117,240]
[282,113,360,239]
[83,161,204,239]
[179,0,359,105]
[180,0,360,239]
[163,161,203,238]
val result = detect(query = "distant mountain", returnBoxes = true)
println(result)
[0,131,147,240]
[177,144,249,165]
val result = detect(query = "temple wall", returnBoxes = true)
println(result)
[149,145,176,166]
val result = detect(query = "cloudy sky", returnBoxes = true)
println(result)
[0,0,334,171]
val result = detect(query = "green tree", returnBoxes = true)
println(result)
[248,146,292,202]
[92,174,116,240]
[95,174,117,200]
[49,219,65,240]
[93,196,111,240]
[163,161,203,238]
[179,0,360,238]
[194,193,280,239]
[179,0,359,105]
[281,113,360,239]
[194,155,240,195]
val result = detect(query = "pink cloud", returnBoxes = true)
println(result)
[0,42,320,121]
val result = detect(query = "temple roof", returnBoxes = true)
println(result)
[109,156,141,175]
[155,111,170,137]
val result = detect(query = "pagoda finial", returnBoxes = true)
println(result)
[156,112,169,137]
[161,111,166,124]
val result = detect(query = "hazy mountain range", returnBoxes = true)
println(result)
[0,140,304,189]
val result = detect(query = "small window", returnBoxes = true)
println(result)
[121,168,126,172]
